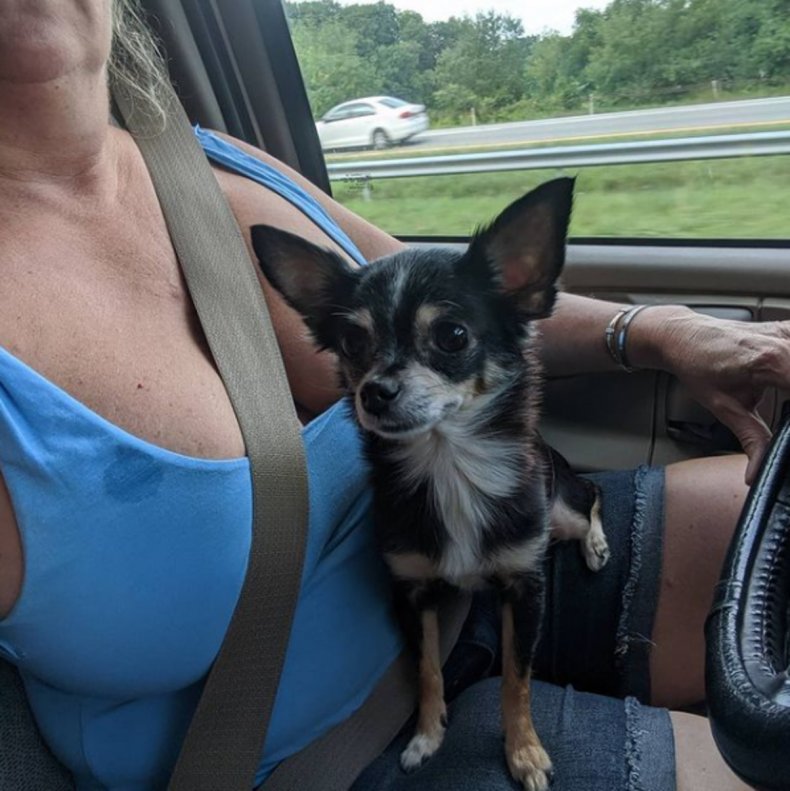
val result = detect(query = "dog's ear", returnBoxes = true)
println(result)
[250,225,359,343]
[463,177,574,318]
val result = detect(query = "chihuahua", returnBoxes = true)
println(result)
[251,177,609,791]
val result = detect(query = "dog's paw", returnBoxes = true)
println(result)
[400,728,446,772]
[506,743,554,791]
[582,493,609,572]
[582,529,610,571]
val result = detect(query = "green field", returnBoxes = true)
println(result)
[331,154,790,239]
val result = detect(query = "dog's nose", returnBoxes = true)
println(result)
[360,378,401,416]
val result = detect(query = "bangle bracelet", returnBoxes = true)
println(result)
[615,304,650,372]
[604,308,629,366]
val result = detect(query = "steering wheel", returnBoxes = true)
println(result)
[706,405,790,791]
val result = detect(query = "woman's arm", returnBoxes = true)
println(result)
[539,292,637,376]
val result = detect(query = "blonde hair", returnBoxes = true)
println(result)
[109,0,171,128]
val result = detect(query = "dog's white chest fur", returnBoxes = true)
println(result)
[389,417,545,586]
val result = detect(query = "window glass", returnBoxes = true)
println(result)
[379,97,408,108]
[323,104,351,121]
[286,0,790,240]
[350,103,377,116]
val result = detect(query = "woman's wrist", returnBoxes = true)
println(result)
[624,304,697,373]
[540,294,697,378]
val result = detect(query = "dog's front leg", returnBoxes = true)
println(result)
[501,572,553,791]
[398,581,447,772]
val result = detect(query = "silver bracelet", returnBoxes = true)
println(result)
[615,304,650,372]
[604,308,629,367]
[604,305,650,372]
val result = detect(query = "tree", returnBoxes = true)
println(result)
[285,0,790,122]
[290,19,378,116]
[286,0,434,109]
[284,0,341,28]
[584,0,673,103]
[340,2,400,59]
[432,12,532,119]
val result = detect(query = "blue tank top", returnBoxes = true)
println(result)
[0,129,401,790]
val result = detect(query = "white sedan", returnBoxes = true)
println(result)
[316,96,429,151]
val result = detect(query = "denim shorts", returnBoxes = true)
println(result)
[355,466,674,791]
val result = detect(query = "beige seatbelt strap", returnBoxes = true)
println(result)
[114,86,309,791]
[114,84,471,791]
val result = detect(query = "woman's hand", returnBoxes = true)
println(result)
[632,306,790,484]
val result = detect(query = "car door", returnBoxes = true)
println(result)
[323,103,375,148]
[346,103,378,147]
[144,0,790,474]
[320,105,354,149]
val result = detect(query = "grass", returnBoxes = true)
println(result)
[331,155,790,239]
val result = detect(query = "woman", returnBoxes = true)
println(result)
[0,1,784,789]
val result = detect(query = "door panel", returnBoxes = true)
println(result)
[562,245,789,296]
[542,370,658,471]
[545,244,790,471]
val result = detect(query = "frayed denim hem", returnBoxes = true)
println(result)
[625,696,675,791]
[615,466,666,702]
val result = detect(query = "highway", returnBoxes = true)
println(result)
[400,96,790,152]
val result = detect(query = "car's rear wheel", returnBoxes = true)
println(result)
[371,129,390,150]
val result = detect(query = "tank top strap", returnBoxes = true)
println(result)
[193,126,367,267]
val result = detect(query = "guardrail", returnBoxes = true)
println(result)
[326,130,790,184]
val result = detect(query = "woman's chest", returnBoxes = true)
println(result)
[0,217,246,462]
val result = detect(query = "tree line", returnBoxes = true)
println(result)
[285,0,790,123]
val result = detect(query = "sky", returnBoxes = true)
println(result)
[325,0,612,36]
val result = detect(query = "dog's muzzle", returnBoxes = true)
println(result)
[360,377,401,417]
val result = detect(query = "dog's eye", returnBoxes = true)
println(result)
[433,321,468,353]
[341,325,370,359]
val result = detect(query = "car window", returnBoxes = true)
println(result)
[286,0,790,241]
[323,104,352,121]
[378,97,408,109]
[350,103,377,117]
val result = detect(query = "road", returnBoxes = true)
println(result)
[400,96,790,152]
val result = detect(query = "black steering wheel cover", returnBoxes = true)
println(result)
[706,408,790,791]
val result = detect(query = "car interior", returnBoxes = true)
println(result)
[1,0,789,789]
[142,0,790,473]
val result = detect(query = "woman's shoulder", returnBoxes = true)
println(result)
[205,130,405,263]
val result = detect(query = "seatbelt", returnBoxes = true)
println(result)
[114,85,310,791]
[114,83,471,791]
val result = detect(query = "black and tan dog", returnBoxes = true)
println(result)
[251,177,609,791]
